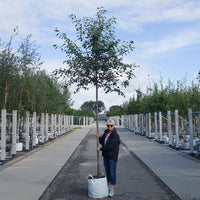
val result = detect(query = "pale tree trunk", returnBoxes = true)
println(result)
[17,113,21,142]
[16,88,23,142]
[3,81,10,109]
[95,76,100,176]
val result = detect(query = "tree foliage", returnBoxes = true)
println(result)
[111,77,200,117]
[0,30,72,114]
[74,108,95,118]
[106,75,200,118]
[106,105,121,117]
[80,100,105,114]
[54,7,137,96]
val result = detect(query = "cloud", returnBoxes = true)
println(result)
[162,1,200,22]
[113,0,200,32]
[41,59,65,74]
[137,29,200,57]
[1,0,199,38]
[0,0,199,52]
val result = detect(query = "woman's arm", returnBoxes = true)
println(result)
[96,132,105,145]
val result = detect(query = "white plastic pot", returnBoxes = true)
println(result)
[35,137,39,145]
[182,142,190,150]
[184,135,190,142]
[88,174,108,198]
[16,142,23,151]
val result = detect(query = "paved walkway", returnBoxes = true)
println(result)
[0,128,90,200]
[39,125,181,200]
[119,128,200,200]
[0,123,200,200]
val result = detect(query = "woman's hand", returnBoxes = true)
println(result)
[96,132,100,137]
[97,147,101,152]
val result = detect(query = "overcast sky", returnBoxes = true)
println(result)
[0,0,199,110]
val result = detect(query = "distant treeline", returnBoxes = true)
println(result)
[73,109,95,118]
[0,30,73,115]
[107,78,200,117]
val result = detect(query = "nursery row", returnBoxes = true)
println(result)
[0,109,94,161]
[111,108,200,156]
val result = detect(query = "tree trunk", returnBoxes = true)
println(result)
[96,79,100,176]
[3,80,10,109]
[17,112,20,142]
[16,87,23,142]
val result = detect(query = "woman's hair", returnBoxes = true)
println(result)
[106,119,115,126]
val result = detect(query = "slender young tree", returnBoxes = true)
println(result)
[0,30,19,109]
[54,7,137,176]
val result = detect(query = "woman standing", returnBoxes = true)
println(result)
[96,119,120,198]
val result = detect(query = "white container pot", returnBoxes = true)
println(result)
[182,142,190,150]
[35,137,39,145]
[193,137,200,146]
[16,142,23,151]
[88,175,108,198]
[164,136,169,144]
[184,135,190,142]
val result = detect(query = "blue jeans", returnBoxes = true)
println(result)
[103,157,117,185]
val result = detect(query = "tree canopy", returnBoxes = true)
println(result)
[106,105,121,117]
[80,100,105,114]
[54,7,137,96]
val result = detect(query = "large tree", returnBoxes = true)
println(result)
[54,7,137,175]
[80,100,105,114]
[107,105,121,117]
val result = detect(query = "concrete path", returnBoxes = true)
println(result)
[0,128,90,200]
[39,125,181,200]
[0,123,200,200]
[119,128,200,200]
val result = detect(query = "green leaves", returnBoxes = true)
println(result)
[0,30,72,114]
[124,79,200,117]
[54,7,137,96]
[80,100,105,114]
